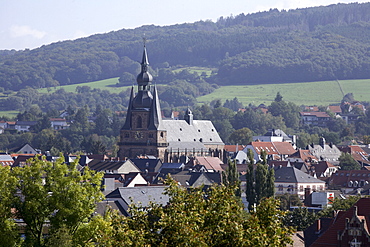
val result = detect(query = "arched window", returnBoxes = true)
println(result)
[137,116,142,128]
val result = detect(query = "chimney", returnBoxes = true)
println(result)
[315,219,321,233]
[304,187,311,206]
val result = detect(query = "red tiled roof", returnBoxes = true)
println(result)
[312,161,335,175]
[272,142,296,155]
[195,156,224,172]
[327,105,342,114]
[250,142,279,155]
[305,106,319,112]
[289,149,317,162]
[311,198,370,246]
[224,145,245,152]
[329,170,370,188]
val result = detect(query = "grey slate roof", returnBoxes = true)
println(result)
[130,158,162,173]
[105,186,169,215]
[162,119,224,150]
[274,166,324,184]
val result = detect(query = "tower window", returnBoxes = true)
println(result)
[149,134,153,138]
[125,133,129,138]
[137,116,142,128]
[160,132,164,138]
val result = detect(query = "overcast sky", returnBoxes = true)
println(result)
[1,0,367,50]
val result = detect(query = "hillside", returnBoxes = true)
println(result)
[0,2,370,93]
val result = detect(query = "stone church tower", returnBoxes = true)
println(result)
[118,43,168,160]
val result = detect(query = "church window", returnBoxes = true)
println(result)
[178,139,181,141]
[180,128,182,131]
[125,133,129,138]
[160,132,164,138]
[211,129,214,132]
[194,139,196,141]
[137,116,142,128]
[149,134,153,138]
[199,138,203,142]
[210,138,212,141]
[198,129,200,132]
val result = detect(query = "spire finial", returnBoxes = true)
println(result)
[143,35,147,47]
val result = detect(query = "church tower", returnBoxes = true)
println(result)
[118,42,168,160]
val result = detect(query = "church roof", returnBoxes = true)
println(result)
[162,119,224,150]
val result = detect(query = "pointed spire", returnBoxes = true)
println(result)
[148,85,164,130]
[122,86,135,130]
[136,38,153,86]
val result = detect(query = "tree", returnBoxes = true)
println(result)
[95,177,293,246]
[283,207,317,231]
[319,195,360,218]
[228,127,254,145]
[222,159,241,196]
[245,149,275,211]
[339,152,361,170]
[0,166,19,246]
[12,156,104,246]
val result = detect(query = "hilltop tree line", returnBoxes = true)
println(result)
[1,3,370,91]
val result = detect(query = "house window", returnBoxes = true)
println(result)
[312,185,316,191]
[278,185,283,191]
[287,185,293,192]
[299,185,303,192]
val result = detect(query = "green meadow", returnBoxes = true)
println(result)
[36,77,370,107]
[197,79,370,106]
[38,77,131,94]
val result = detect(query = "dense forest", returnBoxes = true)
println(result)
[1,2,370,92]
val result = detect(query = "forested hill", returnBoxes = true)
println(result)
[1,2,370,90]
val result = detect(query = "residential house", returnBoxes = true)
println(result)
[306,137,341,165]
[14,121,37,132]
[12,143,39,155]
[299,112,331,127]
[49,118,69,130]
[305,198,370,247]
[104,186,170,216]
[154,169,222,188]
[269,160,310,174]
[274,166,326,199]
[253,129,296,147]
[88,159,141,174]
[0,154,14,166]
[339,145,370,167]
[304,106,319,112]
[326,105,342,115]
[242,141,296,163]
[328,170,370,193]
[194,156,224,172]
[130,158,163,173]
[311,161,338,178]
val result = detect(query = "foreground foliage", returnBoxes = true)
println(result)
[1,156,104,246]
[93,178,293,247]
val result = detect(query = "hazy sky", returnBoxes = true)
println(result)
[1,0,367,50]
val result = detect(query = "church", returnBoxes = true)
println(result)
[118,43,224,162]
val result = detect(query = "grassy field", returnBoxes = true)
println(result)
[33,77,370,107]
[197,79,370,106]
[38,77,132,94]
[0,110,20,118]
